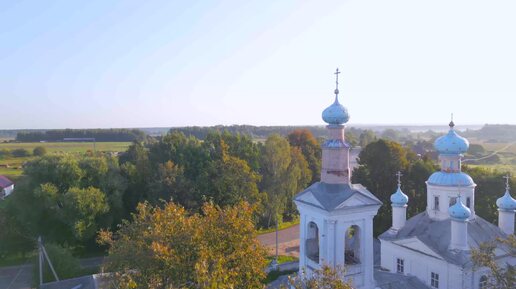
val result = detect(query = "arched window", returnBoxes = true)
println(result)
[306,222,319,263]
[345,225,360,265]
[479,275,488,289]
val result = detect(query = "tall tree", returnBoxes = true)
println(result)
[288,129,320,183]
[352,139,418,235]
[99,201,267,289]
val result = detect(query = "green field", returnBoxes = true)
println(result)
[466,141,516,174]
[0,142,131,179]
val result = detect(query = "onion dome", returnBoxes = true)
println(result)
[434,121,469,155]
[496,176,516,211]
[448,196,471,221]
[322,97,350,125]
[427,172,475,187]
[390,186,409,207]
[391,171,408,206]
[322,68,350,125]
[497,191,516,211]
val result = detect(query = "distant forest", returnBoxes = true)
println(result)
[15,129,146,142]
[2,124,516,143]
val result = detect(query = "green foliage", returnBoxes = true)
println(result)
[259,134,311,227]
[352,139,436,235]
[4,154,123,251]
[11,148,31,157]
[33,146,47,156]
[100,201,267,289]
[32,243,83,284]
[471,235,516,289]
[288,129,321,183]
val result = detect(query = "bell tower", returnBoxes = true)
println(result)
[294,69,382,289]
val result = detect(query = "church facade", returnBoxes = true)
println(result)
[294,70,516,289]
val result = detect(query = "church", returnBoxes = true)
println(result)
[293,70,516,289]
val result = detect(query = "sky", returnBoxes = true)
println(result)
[1,0,515,129]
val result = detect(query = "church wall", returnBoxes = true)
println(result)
[380,240,467,289]
[426,184,476,220]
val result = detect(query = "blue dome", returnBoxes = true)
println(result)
[322,96,349,125]
[434,127,469,155]
[448,196,471,221]
[427,172,475,187]
[496,190,516,211]
[390,186,409,206]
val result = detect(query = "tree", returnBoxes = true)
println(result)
[33,146,47,156]
[352,139,428,235]
[358,130,376,148]
[32,243,83,284]
[260,134,293,227]
[99,201,267,289]
[288,129,320,183]
[471,235,515,289]
[11,148,31,157]
[284,265,353,289]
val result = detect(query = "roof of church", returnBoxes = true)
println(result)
[374,270,431,289]
[294,182,382,212]
[379,212,510,267]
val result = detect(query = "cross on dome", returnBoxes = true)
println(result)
[396,171,403,188]
[503,174,510,191]
[334,68,341,95]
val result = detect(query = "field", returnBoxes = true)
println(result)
[0,142,131,180]
[465,141,516,174]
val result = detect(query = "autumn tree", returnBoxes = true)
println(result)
[472,235,515,289]
[99,201,267,289]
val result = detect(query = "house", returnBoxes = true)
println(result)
[0,175,14,199]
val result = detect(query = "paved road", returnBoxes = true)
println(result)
[0,264,32,289]
[0,257,105,289]
[258,224,300,257]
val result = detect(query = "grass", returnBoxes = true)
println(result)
[0,142,131,179]
[0,251,36,267]
[258,218,300,235]
[266,255,299,265]
[263,269,297,284]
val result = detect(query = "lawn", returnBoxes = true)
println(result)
[0,142,131,179]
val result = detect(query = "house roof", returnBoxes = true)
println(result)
[294,182,382,212]
[0,175,14,188]
[379,212,510,267]
[374,270,431,289]
[39,273,111,289]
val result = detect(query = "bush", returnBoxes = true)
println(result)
[11,148,30,158]
[33,146,47,157]
[0,149,10,159]
[32,243,82,284]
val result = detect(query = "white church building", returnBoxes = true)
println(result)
[294,70,516,289]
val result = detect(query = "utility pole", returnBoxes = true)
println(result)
[38,236,59,285]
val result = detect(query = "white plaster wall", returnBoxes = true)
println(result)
[498,209,515,235]
[3,184,14,197]
[426,184,476,220]
[296,202,379,289]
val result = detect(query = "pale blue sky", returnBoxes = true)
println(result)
[1,0,515,129]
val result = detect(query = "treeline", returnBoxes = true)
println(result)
[463,124,516,142]
[1,128,511,259]
[16,128,146,142]
[0,129,322,256]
